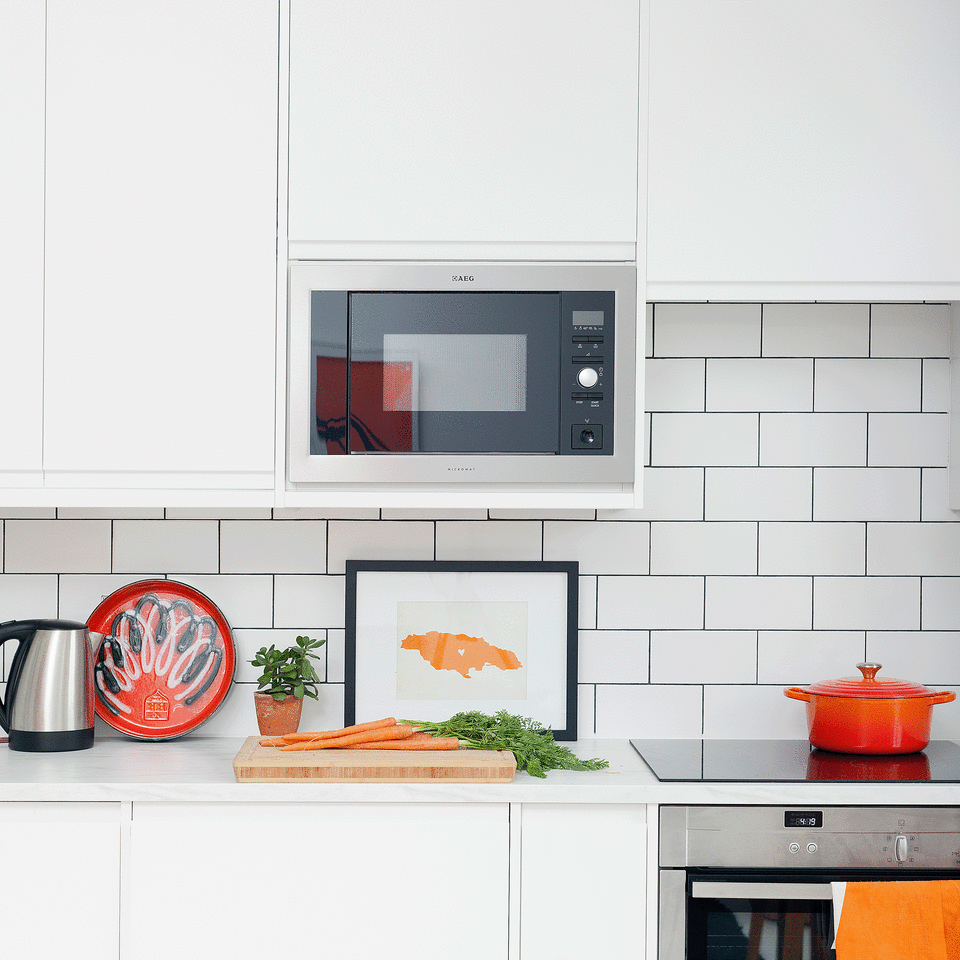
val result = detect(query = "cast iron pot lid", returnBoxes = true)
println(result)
[806,662,936,699]
[88,580,236,740]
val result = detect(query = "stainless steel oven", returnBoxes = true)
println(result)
[659,805,960,960]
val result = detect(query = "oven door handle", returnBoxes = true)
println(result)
[691,881,834,901]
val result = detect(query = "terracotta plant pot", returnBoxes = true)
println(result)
[784,663,955,755]
[254,692,304,736]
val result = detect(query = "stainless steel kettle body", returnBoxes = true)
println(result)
[0,619,96,751]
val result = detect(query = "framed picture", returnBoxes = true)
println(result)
[344,560,579,740]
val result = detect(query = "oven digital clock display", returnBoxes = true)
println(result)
[785,811,823,828]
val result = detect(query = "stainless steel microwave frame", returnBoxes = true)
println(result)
[286,261,638,487]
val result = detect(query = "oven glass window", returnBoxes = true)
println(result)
[691,897,833,960]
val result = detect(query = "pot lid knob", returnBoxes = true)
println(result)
[857,662,882,681]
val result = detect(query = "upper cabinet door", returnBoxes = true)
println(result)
[43,0,279,492]
[0,0,44,487]
[645,0,960,300]
[288,0,641,260]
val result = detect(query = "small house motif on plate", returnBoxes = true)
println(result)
[144,690,170,722]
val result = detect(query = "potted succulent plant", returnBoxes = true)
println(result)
[250,635,326,735]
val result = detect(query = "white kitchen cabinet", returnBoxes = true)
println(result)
[127,802,510,960]
[41,0,279,497]
[0,802,122,959]
[0,0,44,487]
[519,803,647,960]
[645,0,960,301]
[288,0,640,261]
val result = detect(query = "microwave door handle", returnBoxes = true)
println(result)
[691,881,834,901]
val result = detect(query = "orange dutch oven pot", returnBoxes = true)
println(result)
[784,663,956,755]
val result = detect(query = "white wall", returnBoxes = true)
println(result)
[1,302,957,742]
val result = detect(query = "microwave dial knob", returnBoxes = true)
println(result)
[577,366,599,389]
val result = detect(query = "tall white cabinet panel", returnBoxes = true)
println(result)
[519,803,646,960]
[0,0,44,486]
[0,802,121,960]
[43,0,279,491]
[129,802,510,960]
[288,0,640,259]
[645,0,960,300]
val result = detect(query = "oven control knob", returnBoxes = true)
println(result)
[788,842,801,854]
[577,366,599,388]
[895,835,908,862]
[806,842,818,854]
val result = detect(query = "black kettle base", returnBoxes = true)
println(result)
[7,727,95,752]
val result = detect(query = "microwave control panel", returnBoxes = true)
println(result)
[561,290,615,455]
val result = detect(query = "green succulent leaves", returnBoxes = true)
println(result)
[250,635,326,701]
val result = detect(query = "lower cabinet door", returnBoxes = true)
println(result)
[519,803,647,960]
[0,802,122,960]
[128,802,510,960]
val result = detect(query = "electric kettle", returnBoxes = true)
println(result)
[0,619,99,752]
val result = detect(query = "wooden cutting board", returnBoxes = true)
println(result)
[232,736,517,783]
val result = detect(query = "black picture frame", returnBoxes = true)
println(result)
[344,560,579,740]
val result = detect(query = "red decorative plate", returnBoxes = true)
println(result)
[87,580,236,740]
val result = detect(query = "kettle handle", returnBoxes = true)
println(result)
[0,619,44,734]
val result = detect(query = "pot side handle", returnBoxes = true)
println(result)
[784,687,811,702]
[928,691,957,705]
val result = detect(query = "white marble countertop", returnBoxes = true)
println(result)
[4,737,960,805]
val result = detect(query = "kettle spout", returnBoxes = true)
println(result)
[87,630,104,656]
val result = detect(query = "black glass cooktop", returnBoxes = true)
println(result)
[630,739,960,782]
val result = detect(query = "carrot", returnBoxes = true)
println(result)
[350,736,461,751]
[258,737,288,747]
[279,723,418,751]
[279,717,398,743]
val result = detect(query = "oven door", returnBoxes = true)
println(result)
[661,872,836,960]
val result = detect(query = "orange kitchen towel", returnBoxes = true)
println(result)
[834,881,960,960]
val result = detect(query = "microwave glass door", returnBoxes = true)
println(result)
[314,292,561,454]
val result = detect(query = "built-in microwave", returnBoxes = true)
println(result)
[286,261,638,492]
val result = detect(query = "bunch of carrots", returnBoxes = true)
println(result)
[260,717,459,752]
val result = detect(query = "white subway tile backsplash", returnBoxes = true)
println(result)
[868,523,960,576]
[595,683,703,737]
[544,520,648,574]
[759,522,865,576]
[922,578,960,630]
[113,520,219,573]
[760,413,867,466]
[814,576,920,630]
[3,298,956,740]
[870,303,952,358]
[704,685,808,739]
[274,574,345,630]
[578,630,649,683]
[761,303,869,358]
[645,358,705,411]
[865,631,960,685]
[815,359,921,411]
[221,520,327,574]
[650,521,756,575]
[705,577,812,630]
[868,413,949,467]
[651,630,757,683]
[757,631,866,684]
[0,574,58,622]
[653,302,761,358]
[651,413,759,466]
[706,359,812,412]
[600,467,704,521]
[705,468,812,520]
[436,520,542,562]
[597,575,704,630]
[923,359,952,413]
[813,468,920,521]
[4,520,111,573]
[327,520,433,573]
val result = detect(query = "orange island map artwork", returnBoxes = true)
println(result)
[401,630,523,679]
[395,600,528,701]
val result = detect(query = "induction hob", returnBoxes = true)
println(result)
[630,738,960,782]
